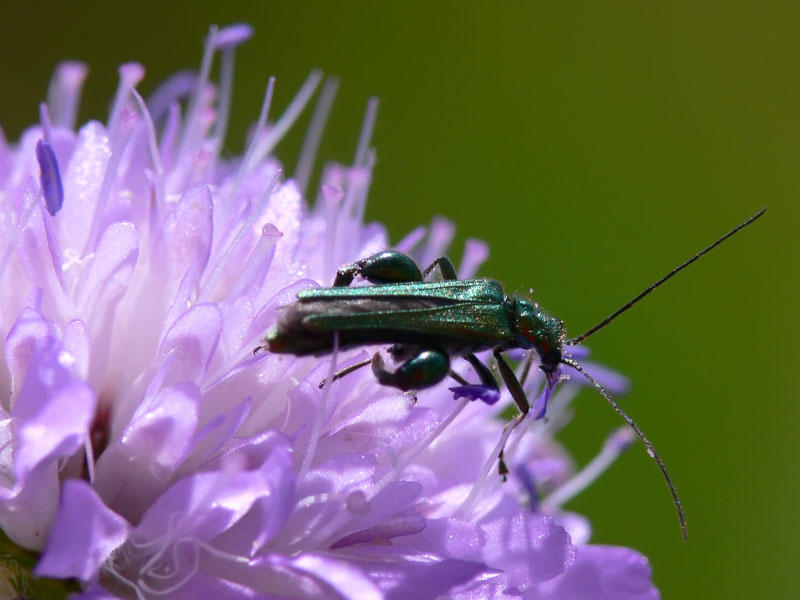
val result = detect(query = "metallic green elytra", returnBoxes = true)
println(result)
[263,208,766,541]
[268,278,564,372]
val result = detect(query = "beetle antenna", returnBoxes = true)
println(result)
[567,207,766,346]
[561,357,688,541]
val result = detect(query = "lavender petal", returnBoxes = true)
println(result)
[536,545,660,600]
[480,510,576,587]
[93,382,201,522]
[398,517,486,559]
[12,338,95,484]
[331,508,426,548]
[155,302,223,383]
[135,433,294,544]
[348,548,490,600]
[35,480,129,580]
[157,183,213,277]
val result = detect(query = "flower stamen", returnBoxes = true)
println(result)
[178,25,217,160]
[298,332,340,481]
[250,70,323,165]
[210,25,253,161]
[296,77,339,196]
[226,77,275,201]
[455,412,528,518]
[108,63,145,142]
[46,61,88,130]
[541,426,635,512]
[200,171,280,302]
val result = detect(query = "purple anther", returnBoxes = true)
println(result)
[35,140,64,215]
[449,384,501,405]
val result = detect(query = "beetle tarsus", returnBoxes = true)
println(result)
[498,449,509,481]
[319,357,373,388]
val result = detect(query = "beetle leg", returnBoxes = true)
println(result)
[519,351,536,386]
[444,353,501,390]
[490,351,538,479]
[390,343,470,390]
[318,357,372,388]
[422,256,458,281]
[448,370,469,386]
[371,349,450,391]
[498,449,509,481]
[448,354,502,405]
[465,354,500,390]
[493,350,529,415]
[333,250,423,286]
[388,343,417,361]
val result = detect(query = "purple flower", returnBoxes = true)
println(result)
[0,24,659,599]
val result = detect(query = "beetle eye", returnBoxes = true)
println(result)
[518,316,539,343]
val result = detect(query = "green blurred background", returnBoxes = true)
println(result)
[1,1,796,598]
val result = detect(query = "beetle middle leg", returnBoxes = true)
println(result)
[464,353,500,390]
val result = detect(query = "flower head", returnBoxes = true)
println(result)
[0,24,660,599]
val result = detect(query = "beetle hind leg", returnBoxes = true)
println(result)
[371,348,450,391]
[319,357,373,388]
[333,250,423,286]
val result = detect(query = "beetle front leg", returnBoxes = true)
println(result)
[371,348,450,391]
[333,250,423,286]
[493,350,531,480]
[493,350,529,415]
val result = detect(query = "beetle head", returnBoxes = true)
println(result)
[514,298,564,373]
